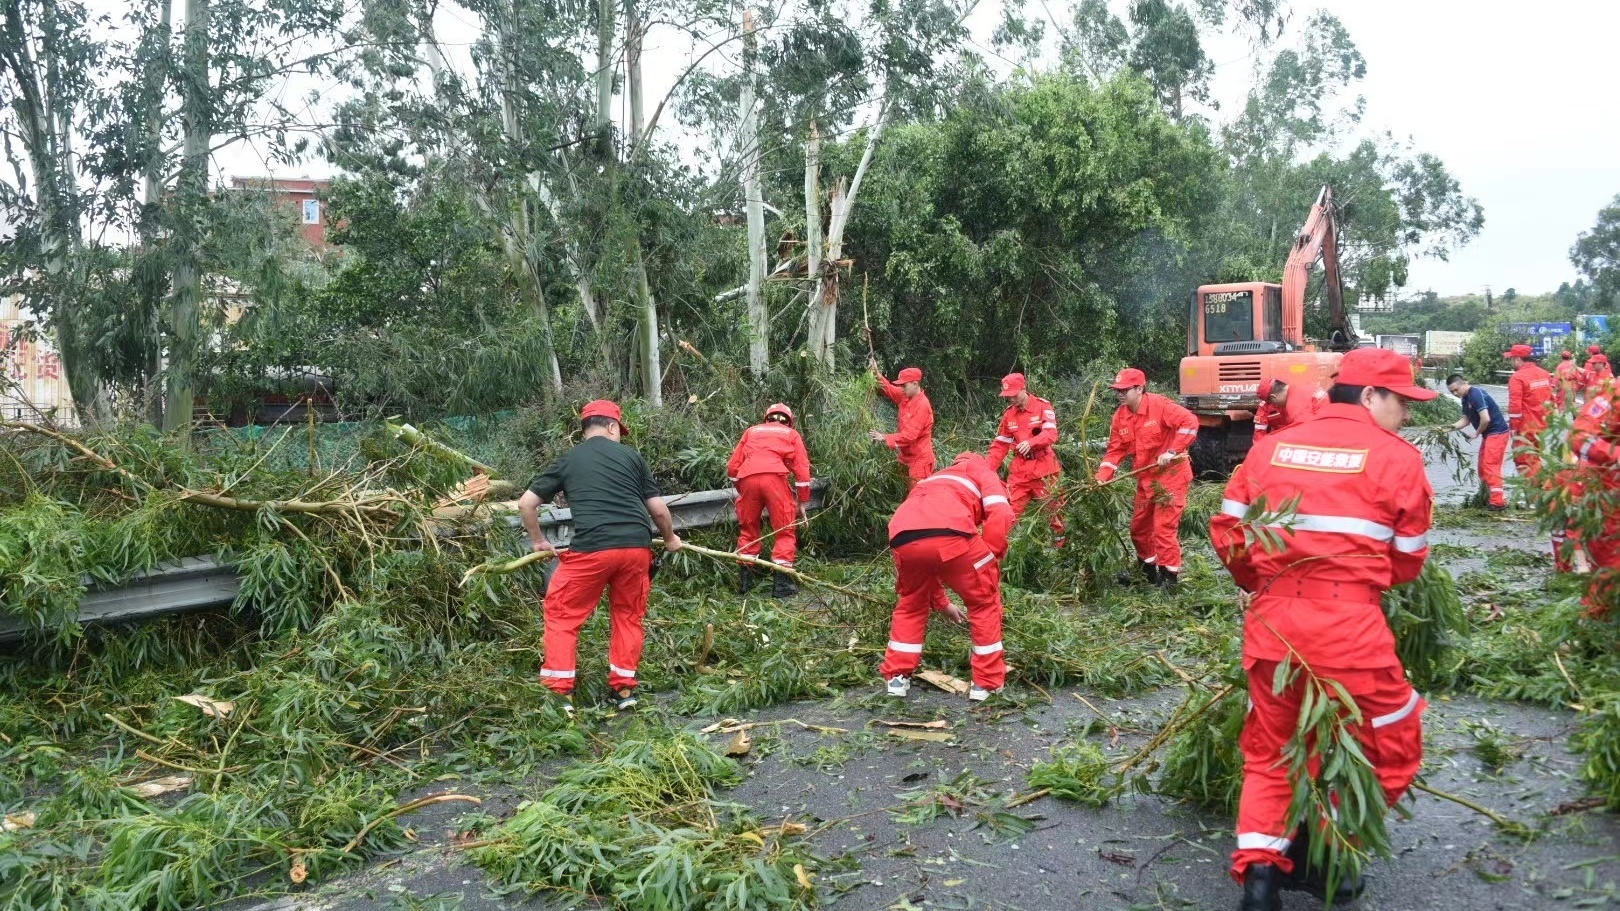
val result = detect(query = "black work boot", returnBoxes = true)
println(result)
[1239,863,1283,911]
[1157,568,1179,590]
[772,569,797,599]
[739,565,756,594]
[1283,826,1366,903]
[1115,559,1159,587]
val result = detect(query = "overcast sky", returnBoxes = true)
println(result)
[203,0,1620,298]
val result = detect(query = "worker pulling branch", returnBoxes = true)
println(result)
[517,400,683,716]
[868,357,937,488]
[726,403,813,599]
[1096,367,1198,589]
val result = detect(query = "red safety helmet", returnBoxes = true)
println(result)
[764,402,795,426]
[1591,344,1605,356]
[1502,343,1535,359]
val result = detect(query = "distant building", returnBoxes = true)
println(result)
[229,177,332,248]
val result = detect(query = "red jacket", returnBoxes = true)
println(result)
[888,454,1014,557]
[727,422,813,503]
[1587,355,1614,393]
[1210,404,1432,666]
[1555,359,1586,407]
[1095,393,1198,483]
[1508,362,1554,434]
[1253,389,1325,441]
[987,395,1061,480]
[1573,380,1619,470]
[877,377,936,467]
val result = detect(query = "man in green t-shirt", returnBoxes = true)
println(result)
[518,400,682,713]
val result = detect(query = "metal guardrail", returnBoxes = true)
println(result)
[0,483,827,644]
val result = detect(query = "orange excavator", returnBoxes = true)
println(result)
[1179,186,1359,477]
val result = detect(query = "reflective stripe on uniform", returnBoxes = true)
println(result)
[972,553,995,571]
[1236,832,1292,852]
[609,664,637,678]
[982,495,1009,507]
[540,668,576,679]
[795,481,812,487]
[888,640,924,653]
[1370,690,1421,729]
[1393,534,1428,553]
[972,641,1004,656]
[1100,461,1118,471]
[1222,499,1401,543]
[994,435,1015,444]
[1176,428,1197,435]
[920,473,982,497]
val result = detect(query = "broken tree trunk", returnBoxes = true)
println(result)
[808,99,886,370]
[739,9,767,378]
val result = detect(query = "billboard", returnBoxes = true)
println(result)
[1424,330,1473,357]
[1502,321,1574,358]
[1577,314,1611,342]
[1375,334,1421,357]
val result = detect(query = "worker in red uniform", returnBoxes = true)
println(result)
[986,372,1065,545]
[1097,368,1198,588]
[1251,378,1323,442]
[726,403,813,599]
[880,452,1014,703]
[1504,343,1554,481]
[519,400,683,715]
[1586,344,1614,395]
[869,358,936,488]
[1570,377,1620,614]
[1554,350,1586,407]
[1210,347,1435,911]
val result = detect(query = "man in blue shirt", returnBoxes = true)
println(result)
[1447,374,1509,510]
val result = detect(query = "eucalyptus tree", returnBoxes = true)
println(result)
[1572,194,1620,306]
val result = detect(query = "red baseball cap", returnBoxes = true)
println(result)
[896,367,923,384]
[1109,367,1147,390]
[1591,344,1605,355]
[580,399,626,432]
[1335,348,1437,401]
[1562,350,1574,359]
[999,373,1027,397]
[1502,343,1534,358]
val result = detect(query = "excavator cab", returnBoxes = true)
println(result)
[1187,282,1288,359]
[1178,187,1357,477]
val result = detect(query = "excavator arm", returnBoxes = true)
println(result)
[1279,186,1356,350]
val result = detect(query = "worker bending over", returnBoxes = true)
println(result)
[1210,347,1435,911]
[1097,368,1198,588]
[880,453,1014,703]
[1504,344,1554,481]
[1252,378,1322,442]
[726,403,813,598]
[1571,375,1620,613]
[869,358,937,488]
[987,372,1065,545]
[1446,374,1509,510]
[518,400,683,715]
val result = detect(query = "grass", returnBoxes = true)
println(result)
[2,385,1618,908]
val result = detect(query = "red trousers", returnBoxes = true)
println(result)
[1583,512,1620,614]
[1131,471,1191,573]
[540,548,653,694]
[1010,473,1066,544]
[880,536,1006,688]
[901,454,935,489]
[735,474,798,566]
[1231,658,1424,882]
[1513,430,1542,481]
[1478,432,1508,508]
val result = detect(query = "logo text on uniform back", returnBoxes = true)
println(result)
[1271,444,1370,473]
